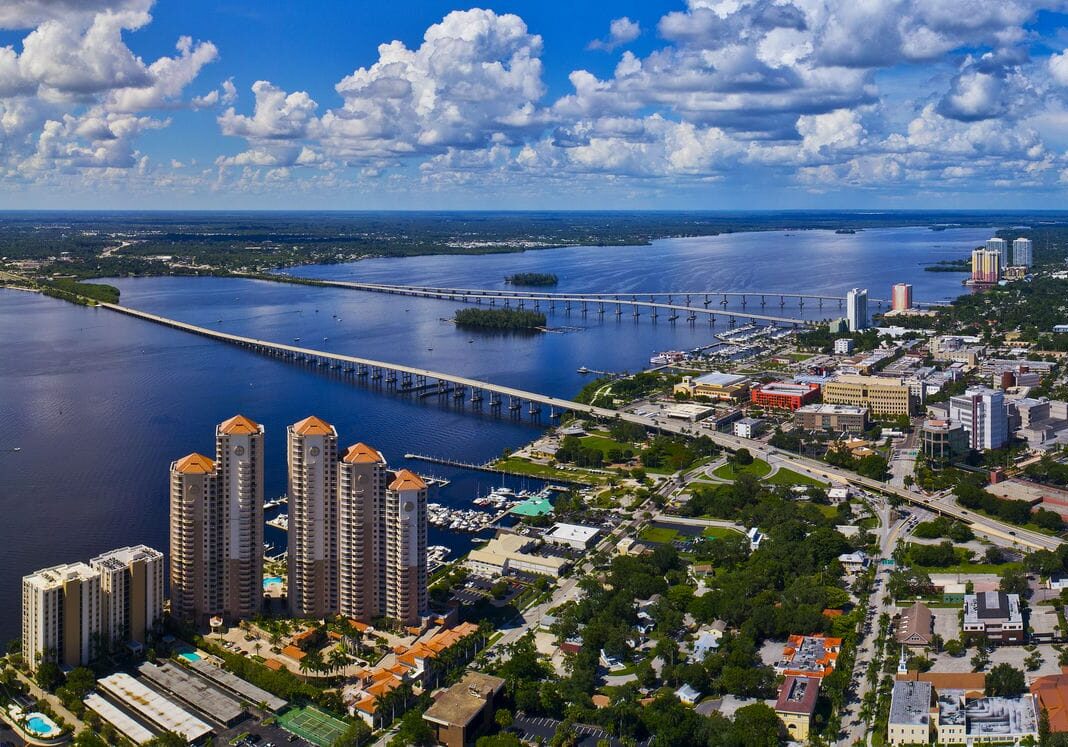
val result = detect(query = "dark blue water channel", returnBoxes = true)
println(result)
[0,226,989,641]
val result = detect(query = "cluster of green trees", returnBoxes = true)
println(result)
[955,482,1063,530]
[554,435,611,467]
[912,516,974,542]
[639,434,716,471]
[574,372,674,406]
[453,308,546,330]
[504,272,558,286]
[1025,455,1068,487]
[823,443,890,480]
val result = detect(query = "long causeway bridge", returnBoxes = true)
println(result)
[101,303,627,419]
[269,277,831,327]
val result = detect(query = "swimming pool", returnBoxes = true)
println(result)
[25,712,61,737]
[179,651,202,663]
[263,575,284,587]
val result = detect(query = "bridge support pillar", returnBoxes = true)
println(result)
[761,295,766,307]
[581,301,587,315]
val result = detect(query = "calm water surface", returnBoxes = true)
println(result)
[0,226,988,641]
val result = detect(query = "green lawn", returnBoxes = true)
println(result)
[786,352,813,361]
[701,526,742,539]
[711,459,772,480]
[639,526,680,544]
[914,562,1023,576]
[580,434,633,457]
[814,504,839,518]
[494,457,604,484]
[764,467,827,487]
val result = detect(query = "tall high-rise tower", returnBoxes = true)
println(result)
[1012,237,1033,268]
[287,416,339,619]
[385,469,427,627]
[891,283,912,311]
[169,452,223,626]
[986,237,1009,268]
[338,443,388,622]
[971,248,1000,284]
[22,562,102,672]
[216,415,265,620]
[846,288,868,331]
[90,545,164,651]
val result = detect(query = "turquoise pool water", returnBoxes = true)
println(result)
[263,576,283,587]
[26,714,57,735]
[179,652,202,663]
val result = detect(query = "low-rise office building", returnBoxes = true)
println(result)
[422,672,505,747]
[750,382,821,411]
[797,403,869,433]
[822,374,912,416]
[889,680,932,745]
[775,676,820,743]
[921,419,968,466]
[465,533,570,578]
[673,372,750,402]
[733,417,765,439]
[963,592,1024,643]
[936,689,1038,746]
[543,523,600,550]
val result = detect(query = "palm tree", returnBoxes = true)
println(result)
[328,646,347,674]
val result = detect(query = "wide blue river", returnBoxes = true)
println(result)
[0,225,988,640]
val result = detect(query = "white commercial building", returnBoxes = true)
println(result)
[466,533,570,578]
[846,288,869,331]
[1013,237,1033,268]
[949,386,1008,450]
[987,237,1009,268]
[90,545,164,652]
[733,417,765,439]
[544,523,600,550]
[22,561,102,672]
[834,338,855,355]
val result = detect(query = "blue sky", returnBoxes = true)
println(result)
[4,1,1068,209]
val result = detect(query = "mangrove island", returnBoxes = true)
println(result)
[504,272,558,286]
[453,307,546,331]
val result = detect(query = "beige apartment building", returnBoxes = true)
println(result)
[90,545,164,651]
[338,443,388,623]
[169,415,266,627]
[385,470,428,626]
[822,375,912,416]
[216,415,265,621]
[287,416,339,619]
[169,452,224,625]
[22,562,102,672]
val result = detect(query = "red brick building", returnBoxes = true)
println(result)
[750,382,821,411]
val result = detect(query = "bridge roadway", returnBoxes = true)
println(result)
[100,301,1059,552]
[267,277,823,327]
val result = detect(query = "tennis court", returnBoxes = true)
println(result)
[277,705,350,747]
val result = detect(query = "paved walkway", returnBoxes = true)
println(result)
[14,669,85,733]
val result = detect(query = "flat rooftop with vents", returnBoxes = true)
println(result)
[138,661,244,725]
[890,680,932,726]
[96,672,213,743]
[184,656,287,712]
